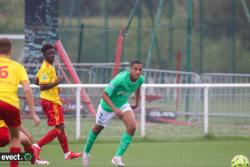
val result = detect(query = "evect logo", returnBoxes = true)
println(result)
[0,153,32,161]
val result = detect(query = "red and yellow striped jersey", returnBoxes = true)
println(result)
[0,56,29,109]
[36,61,61,105]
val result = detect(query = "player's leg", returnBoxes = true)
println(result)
[32,128,60,157]
[84,124,104,154]
[56,123,81,160]
[20,131,34,163]
[112,105,136,167]
[56,124,69,155]
[116,109,136,154]
[48,103,81,160]
[0,100,22,167]
[8,126,21,167]
[84,105,115,154]
[82,124,104,167]
[82,105,114,166]
[20,131,49,165]
[32,99,61,158]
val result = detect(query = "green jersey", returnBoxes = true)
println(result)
[100,70,144,112]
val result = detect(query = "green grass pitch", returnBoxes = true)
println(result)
[0,138,249,167]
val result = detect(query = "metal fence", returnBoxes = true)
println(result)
[20,83,250,141]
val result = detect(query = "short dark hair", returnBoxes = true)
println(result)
[130,60,142,67]
[41,43,55,54]
[0,38,11,54]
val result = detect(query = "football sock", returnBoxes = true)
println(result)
[64,151,71,159]
[37,128,60,148]
[10,147,21,167]
[57,131,69,153]
[84,130,97,154]
[115,132,133,156]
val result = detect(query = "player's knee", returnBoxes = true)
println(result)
[55,124,65,134]
[92,124,104,135]
[55,127,62,134]
[127,124,136,135]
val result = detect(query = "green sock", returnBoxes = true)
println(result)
[84,130,97,154]
[115,132,133,156]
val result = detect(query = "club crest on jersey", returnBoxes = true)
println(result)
[107,83,114,90]
[41,74,47,80]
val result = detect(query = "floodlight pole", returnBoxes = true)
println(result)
[231,0,237,74]
[125,0,141,34]
[145,0,164,69]
[240,0,250,24]
[136,2,142,60]
[168,0,174,69]
[104,0,109,61]
[186,0,193,74]
[199,0,204,74]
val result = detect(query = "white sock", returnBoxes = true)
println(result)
[64,151,71,159]
[33,143,40,149]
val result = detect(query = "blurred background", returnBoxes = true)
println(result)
[0,0,249,74]
[1,5,250,167]
[0,0,250,142]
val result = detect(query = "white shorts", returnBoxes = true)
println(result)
[96,103,132,127]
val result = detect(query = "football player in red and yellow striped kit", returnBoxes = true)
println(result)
[0,38,40,167]
[32,43,81,161]
[0,120,49,165]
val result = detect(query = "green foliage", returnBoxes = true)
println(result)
[0,0,24,33]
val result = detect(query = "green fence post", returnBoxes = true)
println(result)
[185,0,193,120]
[77,23,84,63]
[231,0,237,73]
[186,0,193,74]
[199,0,204,74]
[104,0,109,62]
[145,0,164,69]
[240,0,250,24]
[168,0,174,69]
[136,2,141,60]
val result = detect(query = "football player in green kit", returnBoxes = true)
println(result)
[82,60,144,167]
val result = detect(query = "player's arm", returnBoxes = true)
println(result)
[39,75,63,91]
[102,91,123,118]
[35,77,39,85]
[22,80,40,126]
[103,76,124,118]
[131,87,141,110]
[102,91,116,111]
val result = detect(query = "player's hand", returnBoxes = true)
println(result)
[58,87,62,94]
[57,75,64,84]
[32,114,41,127]
[114,108,123,118]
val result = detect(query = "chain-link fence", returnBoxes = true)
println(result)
[1,0,249,74]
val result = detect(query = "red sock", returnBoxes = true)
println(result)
[57,131,69,153]
[37,128,59,148]
[10,147,21,167]
[24,145,35,164]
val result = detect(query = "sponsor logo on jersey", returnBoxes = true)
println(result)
[117,91,130,96]
[41,74,47,80]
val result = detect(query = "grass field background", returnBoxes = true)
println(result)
[1,138,250,167]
